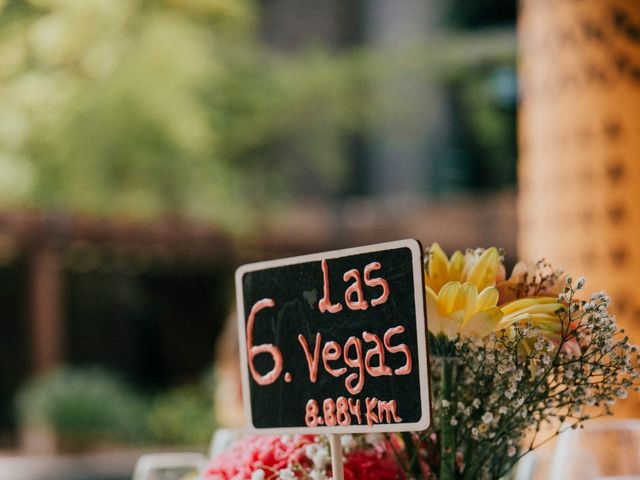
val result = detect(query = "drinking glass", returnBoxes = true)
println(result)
[546,419,640,480]
[132,452,208,480]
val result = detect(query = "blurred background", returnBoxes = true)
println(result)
[0,0,638,478]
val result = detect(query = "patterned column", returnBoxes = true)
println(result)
[518,0,640,411]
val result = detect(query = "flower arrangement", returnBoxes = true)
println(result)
[206,243,639,479]
[414,243,638,479]
[203,434,403,480]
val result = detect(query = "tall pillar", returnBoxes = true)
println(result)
[365,0,446,198]
[30,245,64,373]
[518,0,640,412]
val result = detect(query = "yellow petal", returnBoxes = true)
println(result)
[498,297,565,332]
[504,305,564,322]
[500,297,558,315]
[500,298,539,314]
[459,282,478,321]
[476,286,500,311]
[426,243,450,293]
[461,307,503,338]
[465,247,500,291]
[448,250,465,279]
[441,311,464,339]
[498,312,534,329]
[425,286,443,334]
[427,315,444,335]
[531,317,564,333]
[438,281,461,315]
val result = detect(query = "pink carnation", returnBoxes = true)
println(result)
[203,434,314,479]
[343,447,404,480]
[204,435,405,480]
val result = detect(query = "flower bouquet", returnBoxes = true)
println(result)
[205,244,639,480]
[204,434,403,480]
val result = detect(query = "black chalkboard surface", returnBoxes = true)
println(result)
[235,239,431,434]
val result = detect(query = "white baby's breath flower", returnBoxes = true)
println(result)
[364,433,384,445]
[341,435,357,451]
[312,449,329,469]
[251,470,265,480]
[279,468,296,480]
[309,471,326,480]
[482,412,494,424]
[305,444,319,459]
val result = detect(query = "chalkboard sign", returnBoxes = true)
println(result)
[235,239,431,434]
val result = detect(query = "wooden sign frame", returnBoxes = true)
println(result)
[235,239,431,434]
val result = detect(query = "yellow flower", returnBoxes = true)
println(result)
[425,283,565,342]
[498,297,564,335]
[424,244,566,344]
[462,247,502,292]
[425,243,501,294]
[426,281,503,339]
[497,298,568,364]
[425,243,464,293]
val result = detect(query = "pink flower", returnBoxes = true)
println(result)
[203,435,314,479]
[343,447,405,480]
[496,261,564,305]
[203,435,405,480]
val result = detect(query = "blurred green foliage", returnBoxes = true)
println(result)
[440,66,517,193]
[0,0,361,230]
[147,384,214,446]
[0,0,517,231]
[15,365,218,448]
[15,366,149,448]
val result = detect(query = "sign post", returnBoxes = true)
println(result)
[235,239,431,477]
[329,434,344,480]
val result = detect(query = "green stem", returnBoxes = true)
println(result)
[440,358,456,480]
[401,432,424,479]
